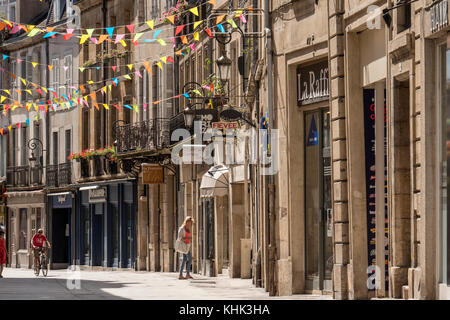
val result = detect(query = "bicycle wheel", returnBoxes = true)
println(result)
[34,261,40,276]
[41,256,48,277]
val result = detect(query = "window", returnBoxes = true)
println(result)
[10,127,16,167]
[19,209,27,250]
[65,129,71,163]
[21,125,27,166]
[51,58,60,98]
[54,0,60,21]
[63,55,73,98]
[152,65,159,119]
[82,109,90,150]
[33,120,42,165]
[53,131,59,165]
[439,43,450,285]
[151,0,159,19]
[11,61,17,101]
[8,3,15,22]
[0,135,5,177]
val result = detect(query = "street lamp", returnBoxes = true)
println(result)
[27,138,44,164]
[183,106,196,129]
[216,54,232,84]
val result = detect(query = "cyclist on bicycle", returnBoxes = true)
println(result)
[31,229,51,269]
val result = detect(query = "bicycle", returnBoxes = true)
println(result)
[33,247,49,277]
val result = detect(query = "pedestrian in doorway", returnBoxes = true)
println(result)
[178,216,194,280]
[0,230,7,278]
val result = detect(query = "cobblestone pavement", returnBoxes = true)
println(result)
[0,268,333,300]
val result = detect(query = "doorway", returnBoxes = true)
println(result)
[200,198,215,276]
[92,204,104,266]
[52,209,70,267]
[304,108,333,292]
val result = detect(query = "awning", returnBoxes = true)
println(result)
[200,164,230,198]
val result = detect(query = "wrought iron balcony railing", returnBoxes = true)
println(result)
[58,163,72,186]
[46,165,58,187]
[6,165,43,188]
[115,118,170,155]
[46,163,73,187]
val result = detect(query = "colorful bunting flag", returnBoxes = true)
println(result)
[189,7,199,16]
[146,20,154,29]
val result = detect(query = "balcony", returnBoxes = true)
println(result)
[46,163,72,188]
[115,119,170,155]
[46,165,58,187]
[6,165,43,188]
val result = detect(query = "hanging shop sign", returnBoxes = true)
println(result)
[212,122,239,130]
[195,109,219,133]
[142,164,164,184]
[430,0,448,33]
[297,60,329,106]
[88,187,107,203]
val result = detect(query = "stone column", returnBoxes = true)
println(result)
[214,196,224,275]
[328,0,350,300]
[229,183,245,278]
[161,173,175,272]
[136,177,148,271]
[149,184,160,271]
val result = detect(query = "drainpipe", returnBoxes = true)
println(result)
[45,35,51,265]
[264,0,276,296]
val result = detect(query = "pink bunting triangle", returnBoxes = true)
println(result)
[114,34,124,44]
[17,59,23,64]
[112,66,117,72]
[135,70,142,78]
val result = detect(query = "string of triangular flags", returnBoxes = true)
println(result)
[0,12,247,72]
[0,0,250,43]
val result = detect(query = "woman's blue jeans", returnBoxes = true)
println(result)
[179,251,192,276]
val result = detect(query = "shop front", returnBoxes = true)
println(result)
[288,56,333,294]
[423,0,450,299]
[75,180,137,269]
[5,191,46,268]
[48,193,74,269]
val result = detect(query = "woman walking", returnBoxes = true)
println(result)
[178,216,194,280]
[0,230,7,278]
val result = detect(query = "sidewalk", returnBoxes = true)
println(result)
[0,268,333,300]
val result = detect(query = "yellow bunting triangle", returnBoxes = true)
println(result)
[157,38,166,46]
[2,90,10,95]
[103,104,109,110]
[193,32,199,41]
[123,74,131,80]
[127,64,133,71]
[160,56,167,64]
[167,15,175,24]
[194,20,203,30]
[79,67,85,72]
[41,87,48,93]
[133,33,144,42]
[20,78,27,86]
[8,125,11,132]
[87,81,94,84]
[0,96,5,103]
[108,84,112,91]
[189,7,199,16]
[80,34,89,44]
[156,62,163,70]
[32,62,38,68]
[25,90,32,95]
[146,20,154,29]
[120,39,127,47]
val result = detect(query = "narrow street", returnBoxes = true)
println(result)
[0,268,332,300]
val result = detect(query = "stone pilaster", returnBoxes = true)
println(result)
[328,0,349,300]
